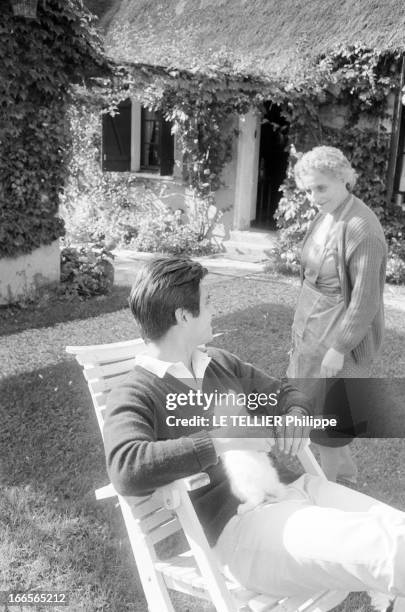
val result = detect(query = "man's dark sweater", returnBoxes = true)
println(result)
[103,347,311,546]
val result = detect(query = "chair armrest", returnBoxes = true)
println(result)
[176,472,210,491]
[160,472,210,510]
[95,473,210,505]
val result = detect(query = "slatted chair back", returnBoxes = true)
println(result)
[67,338,146,439]
[66,338,349,612]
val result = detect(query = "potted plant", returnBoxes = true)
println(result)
[10,0,39,18]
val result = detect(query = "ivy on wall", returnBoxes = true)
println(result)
[0,0,110,259]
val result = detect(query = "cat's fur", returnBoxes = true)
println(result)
[215,390,286,514]
[221,450,286,514]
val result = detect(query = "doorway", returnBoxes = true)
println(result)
[253,103,289,229]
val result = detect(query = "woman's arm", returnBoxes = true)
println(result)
[331,234,386,357]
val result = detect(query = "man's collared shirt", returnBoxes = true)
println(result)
[135,348,212,389]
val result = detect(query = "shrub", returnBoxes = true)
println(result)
[386,253,405,284]
[61,189,141,247]
[60,243,115,298]
[273,147,316,275]
[59,105,143,246]
[132,195,222,256]
[385,228,405,284]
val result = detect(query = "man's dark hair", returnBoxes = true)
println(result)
[129,256,208,341]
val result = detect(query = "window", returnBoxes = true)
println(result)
[102,99,175,176]
[140,108,174,174]
[140,108,161,170]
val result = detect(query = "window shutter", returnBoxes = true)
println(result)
[159,119,174,176]
[102,99,131,171]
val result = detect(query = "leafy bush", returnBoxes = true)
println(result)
[59,104,143,246]
[132,195,222,256]
[60,243,115,298]
[273,147,316,275]
[386,253,405,284]
[385,227,405,284]
[61,187,141,246]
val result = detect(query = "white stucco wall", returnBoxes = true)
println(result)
[0,241,60,305]
[211,121,239,239]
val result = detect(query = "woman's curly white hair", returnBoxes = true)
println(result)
[294,146,358,191]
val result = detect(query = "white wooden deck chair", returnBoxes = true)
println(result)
[66,338,349,612]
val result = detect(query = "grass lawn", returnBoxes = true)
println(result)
[1,272,404,612]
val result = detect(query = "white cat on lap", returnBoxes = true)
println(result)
[222,448,286,514]
[214,389,286,514]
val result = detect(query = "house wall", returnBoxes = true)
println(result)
[0,241,60,305]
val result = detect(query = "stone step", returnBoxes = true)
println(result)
[222,239,276,261]
[229,229,279,247]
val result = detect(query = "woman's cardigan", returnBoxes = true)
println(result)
[300,195,387,365]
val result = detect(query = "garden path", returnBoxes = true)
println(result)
[113,249,268,286]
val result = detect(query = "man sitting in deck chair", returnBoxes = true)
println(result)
[103,256,405,609]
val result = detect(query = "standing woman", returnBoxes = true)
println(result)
[286,146,387,482]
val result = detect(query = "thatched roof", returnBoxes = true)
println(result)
[102,0,405,77]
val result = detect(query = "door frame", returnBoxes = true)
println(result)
[233,110,261,230]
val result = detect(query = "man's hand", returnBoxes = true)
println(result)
[320,347,345,378]
[274,407,312,456]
